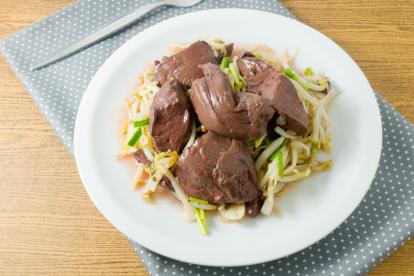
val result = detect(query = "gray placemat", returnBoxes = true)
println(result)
[1,1,413,275]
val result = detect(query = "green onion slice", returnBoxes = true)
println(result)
[228,63,240,85]
[194,208,208,235]
[127,128,142,147]
[220,56,231,70]
[304,67,314,76]
[284,68,298,81]
[284,68,309,90]
[188,196,209,204]
[269,140,286,161]
[133,118,150,127]
[277,150,284,177]
[200,208,206,221]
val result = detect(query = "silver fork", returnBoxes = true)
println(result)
[31,0,203,71]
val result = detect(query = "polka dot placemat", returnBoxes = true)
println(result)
[1,1,413,275]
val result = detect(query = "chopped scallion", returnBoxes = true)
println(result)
[269,140,286,161]
[194,208,208,235]
[127,128,142,147]
[304,67,314,76]
[133,118,150,127]
[277,150,284,177]
[200,208,206,221]
[284,68,309,90]
[228,63,240,85]
[220,56,231,70]
[188,196,209,204]
[284,68,298,81]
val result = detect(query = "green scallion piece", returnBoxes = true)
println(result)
[200,208,206,221]
[269,140,286,161]
[188,196,209,204]
[284,68,298,81]
[277,150,284,177]
[228,63,240,85]
[194,208,208,235]
[133,118,150,127]
[127,128,142,147]
[284,68,309,90]
[220,56,231,70]
[304,67,314,76]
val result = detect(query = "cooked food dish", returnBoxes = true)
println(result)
[119,39,337,235]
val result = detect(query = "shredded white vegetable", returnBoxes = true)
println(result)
[132,163,145,186]
[290,141,310,156]
[275,126,296,139]
[290,80,320,106]
[259,158,277,189]
[279,168,311,182]
[255,137,285,171]
[284,64,327,92]
[142,178,157,196]
[162,168,194,221]
[142,147,154,162]
[261,187,275,215]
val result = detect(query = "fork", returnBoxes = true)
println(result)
[31,0,203,71]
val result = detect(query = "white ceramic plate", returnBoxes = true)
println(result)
[74,9,382,267]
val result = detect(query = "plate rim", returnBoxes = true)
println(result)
[74,8,382,267]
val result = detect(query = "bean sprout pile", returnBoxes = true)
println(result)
[118,39,339,235]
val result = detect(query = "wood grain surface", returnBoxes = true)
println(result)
[0,0,413,275]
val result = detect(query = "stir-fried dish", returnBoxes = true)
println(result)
[119,39,338,235]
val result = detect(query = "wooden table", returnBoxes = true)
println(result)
[0,0,413,274]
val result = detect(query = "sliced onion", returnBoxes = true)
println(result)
[218,204,245,221]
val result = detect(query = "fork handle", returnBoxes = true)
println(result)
[31,0,167,71]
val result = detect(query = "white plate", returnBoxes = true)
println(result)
[74,9,382,267]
